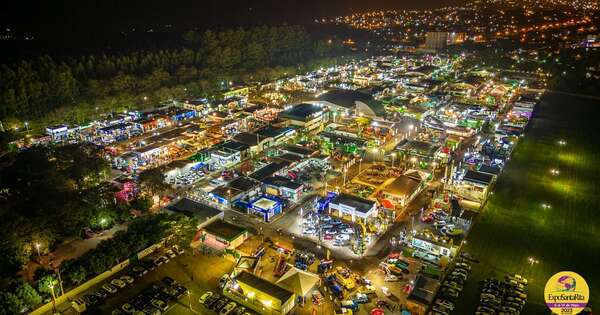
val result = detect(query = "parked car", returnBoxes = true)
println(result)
[199,291,213,305]
[121,303,135,314]
[165,249,176,259]
[132,266,148,278]
[204,293,221,308]
[151,299,167,312]
[162,277,177,286]
[353,293,369,304]
[220,301,237,315]
[381,286,392,297]
[440,287,459,299]
[435,299,454,310]
[455,262,471,271]
[335,234,350,241]
[432,305,450,315]
[102,283,118,294]
[384,275,400,282]
[232,306,247,315]
[172,245,184,255]
[120,275,134,284]
[211,298,228,311]
[94,290,108,300]
[111,279,127,288]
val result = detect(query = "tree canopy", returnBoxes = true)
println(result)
[0,25,348,127]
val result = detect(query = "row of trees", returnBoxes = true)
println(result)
[0,25,348,125]
[0,144,117,275]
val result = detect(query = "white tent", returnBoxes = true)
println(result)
[275,267,320,297]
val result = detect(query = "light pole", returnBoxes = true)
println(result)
[35,242,41,261]
[49,283,57,314]
[55,267,64,297]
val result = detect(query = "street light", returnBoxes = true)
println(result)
[528,257,539,265]
[35,242,41,261]
[49,283,57,314]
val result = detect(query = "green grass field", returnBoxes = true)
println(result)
[455,92,600,314]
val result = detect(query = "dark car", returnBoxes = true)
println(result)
[211,298,228,311]
[162,276,177,286]
[172,283,188,297]
[131,266,148,278]
[140,260,156,271]
[83,294,101,306]
[204,293,221,308]
[161,285,178,298]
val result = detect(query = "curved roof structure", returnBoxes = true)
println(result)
[318,89,386,118]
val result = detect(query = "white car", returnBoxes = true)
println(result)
[303,228,316,235]
[381,286,392,296]
[335,234,350,241]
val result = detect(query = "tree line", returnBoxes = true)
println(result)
[0,25,347,127]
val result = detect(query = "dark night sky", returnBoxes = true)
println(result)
[1,0,464,58]
[3,0,464,31]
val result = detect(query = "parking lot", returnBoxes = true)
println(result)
[55,245,236,315]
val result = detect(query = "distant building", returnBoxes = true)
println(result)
[425,32,466,50]
[312,89,386,118]
[280,103,326,134]
[196,220,248,250]
[382,174,424,207]
[454,170,495,202]
[227,271,296,315]
[329,193,378,222]
[425,32,448,50]
[164,198,224,229]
